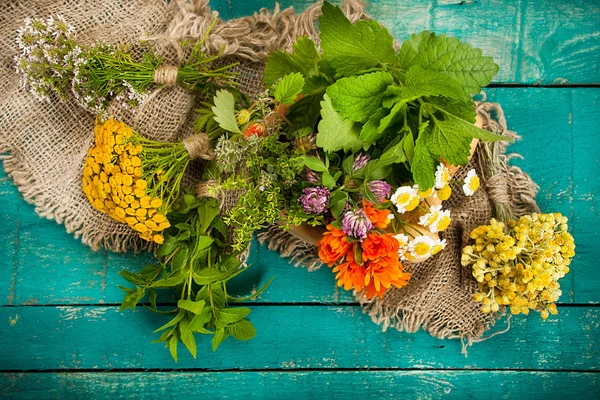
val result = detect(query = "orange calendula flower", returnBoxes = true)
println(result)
[332,251,366,292]
[361,232,399,261]
[317,224,353,266]
[361,199,391,229]
[363,256,411,299]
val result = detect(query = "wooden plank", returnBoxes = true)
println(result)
[0,169,18,305]
[2,370,599,399]
[0,88,598,305]
[485,88,600,304]
[212,0,600,84]
[0,305,597,370]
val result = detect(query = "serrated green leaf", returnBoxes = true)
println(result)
[178,318,197,359]
[211,90,241,134]
[292,36,320,74]
[397,31,499,94]
[119,270,147,286]
[211,283,226,309]
[300,155,328,172]
[212,328,227,352]
[302,75,329,95]
[316,94,363,153]
[177,299,206,314]
[169,335,178,362]
[119,286,145,312]
[197,197,220,235]
[379,126,412,166]
[264,36,319,87]
[154,311,185,333]
[274,72,305,104]
[172,246,188,271]
[319,1,396,76]
[188,307,213,333]
[227,319,256,341]
[287,93,325,129]
[411,123,437,190]
[216,307,251,328]
[378,101,406,133]
[157,234,180,257]
[193,267,233,285]
[402,66,468,100]
[151,271,186,288]
[326,71,393,122]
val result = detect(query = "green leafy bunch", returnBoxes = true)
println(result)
[264,1,509,189]
[119,194,272,361]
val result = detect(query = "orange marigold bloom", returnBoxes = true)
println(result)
[361,232,399,261]
[362,199,391,229]
[363,255,411,299]
[317,224,353,266]
[332,251,366,292]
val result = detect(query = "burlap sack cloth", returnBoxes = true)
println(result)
[0,0,539,346]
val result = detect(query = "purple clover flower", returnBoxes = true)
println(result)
[305,167,321,184]
[368,180,393,202]
[353,153,370,172]
[299,186,330,214]
[342,209,373,242]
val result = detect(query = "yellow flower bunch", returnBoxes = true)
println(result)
[83,118,192,244]
[461,213,575,319]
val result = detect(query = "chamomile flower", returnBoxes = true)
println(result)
[435,163,450,189]
[394,233,410,261]
[418,205,452,233]
[390,186,420,214]
[463,169,480,196]
[432,239,447,255]
[407,235,436,261]
[416,184,434,199]
[436,184,452,201]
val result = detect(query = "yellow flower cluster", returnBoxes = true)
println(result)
[461,213,575,320]
[82,119,170,244]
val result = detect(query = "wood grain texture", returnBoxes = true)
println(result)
[0,305,597,370]
[2,371,599,399]
[214,0,600,84]
[1,88,597,306]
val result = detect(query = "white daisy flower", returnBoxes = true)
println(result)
[390,186,420,214]
[394,233,410,250]
[407,235,436,261]
[463,169,480,196]
[435,163,450,189]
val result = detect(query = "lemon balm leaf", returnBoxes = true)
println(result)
[316,94,363,152]
[397,31,499,94]
[319,1,396,76]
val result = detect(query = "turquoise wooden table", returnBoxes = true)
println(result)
[1,0,599,398]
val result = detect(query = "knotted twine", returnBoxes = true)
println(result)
[0,0,539,346]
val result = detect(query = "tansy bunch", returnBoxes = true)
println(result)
[461,213,575,319]
[83,118,198,244]
[318,200,411,299]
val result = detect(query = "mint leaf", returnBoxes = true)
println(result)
[317,94,363,152]
[211,90,241,134]
[360,108,389,142]
[397,31,499,94]
[319,1,396,76]
[326,71,393,122]
[273,72,305,104]
[227,319,256,341]
[177,299,205,314]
